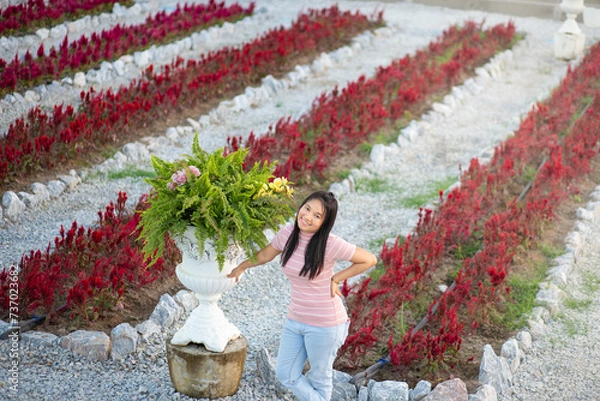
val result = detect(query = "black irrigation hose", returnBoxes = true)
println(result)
[350,97,595,388]
[0,302,67,340]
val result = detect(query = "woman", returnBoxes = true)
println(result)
[228,191,377,401]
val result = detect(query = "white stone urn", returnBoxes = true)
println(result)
[170,226,245,352]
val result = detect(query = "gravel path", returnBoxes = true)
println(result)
[506,206,600,401]
[1,1,599,400]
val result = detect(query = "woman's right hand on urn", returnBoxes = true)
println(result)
[227,265,246,282]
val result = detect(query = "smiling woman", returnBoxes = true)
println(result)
[228,190,377,401]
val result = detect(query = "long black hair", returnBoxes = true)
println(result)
[281,191,338,280]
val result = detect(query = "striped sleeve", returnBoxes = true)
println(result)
[271,223,293,251]
[325,234,356,262]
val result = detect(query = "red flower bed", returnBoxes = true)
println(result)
[0,0,133,36]
[0,6,382,186]
[226,21,516,183]
[0,0,255,96]
[337,40,600,372]
[0,192,180,322]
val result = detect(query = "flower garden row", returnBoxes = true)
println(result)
[0,18,514,329]
[335,41,600,373]
[0,0,133,37]
[0,0,256,96]
[0,5,381,186]
[226,21,517,183]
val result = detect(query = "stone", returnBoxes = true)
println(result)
[332,370,356,400]
[166,335,247,399]
[113,59,125,76]
[121,142,150,162]
[49,24,68,39]
[150,293,183,328]
[468,384,497,401]
[535,282,566,316]
[232,94,250,111]
[369,380,409,401]
[261,75,279,96]
[479,344,512,396]
[423,378,467,401]
[24,90,40,103]
[186,118,201,130]
[516,330,532,353]
[370,144,385,167]
[2,191,25,219]
[57,173,81,190]
[135,319,162,341]
[30,182,50,204]
[21,331,58,347]
[432,102,452,117]
[46,180,66,197]
[173,289,199,314]
[36,28,50,40]
[110,322,139,360]
[73,72,86,87]
[500,338,524,373]
[411,380,432,401]
[17,191,37,208]
[134,50,152,68]
[329,182,347,199]
[256,347,288,395]
[60,330,110,361]
[358,386,369,401]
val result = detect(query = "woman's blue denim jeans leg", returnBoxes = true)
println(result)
[275,318,349,401]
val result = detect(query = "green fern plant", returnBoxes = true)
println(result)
[137,134,295,269]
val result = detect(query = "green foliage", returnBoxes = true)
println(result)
[357,177,391,193]
[501,260,547,330]
[137,134,295,268]
[400,176,457,208]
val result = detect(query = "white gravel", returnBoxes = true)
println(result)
[1,1,600,400]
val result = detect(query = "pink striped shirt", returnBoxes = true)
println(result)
[271,223,356,327]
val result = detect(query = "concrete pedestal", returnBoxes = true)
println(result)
[554,31,585,60]
[166,335,248,399]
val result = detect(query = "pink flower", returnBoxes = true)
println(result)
[188,165,201,177]
[171,169,187,186]
[166,181,177,190]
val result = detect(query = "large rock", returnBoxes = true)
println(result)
[150,293,183,328]
[135,319,162,341]
[500,338,524,373]
[110,322,139,360]
[423,378,467,401]
[255,347,289,396]
[410,380,432,401]
[332,370,357,401]
[479,344,512,397]
[468,383,498,401]
[368,380,409,401]
[2,191,25,219]
[60,330,110,361]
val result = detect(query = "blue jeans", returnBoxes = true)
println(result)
[276,318,349,401]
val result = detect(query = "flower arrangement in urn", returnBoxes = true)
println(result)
[137,134,295,268]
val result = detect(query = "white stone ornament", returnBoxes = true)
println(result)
[554,0,586,60]
[170,227,245,352]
